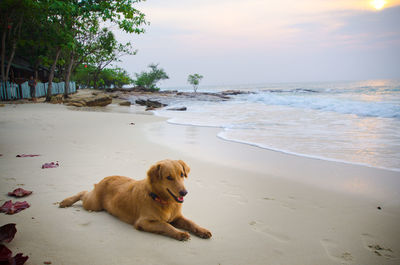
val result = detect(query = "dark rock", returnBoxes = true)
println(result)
[135,99,167,109]
[221,90,253,95]
[167,107,187,111]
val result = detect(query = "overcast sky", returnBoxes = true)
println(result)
[115,0,400,88]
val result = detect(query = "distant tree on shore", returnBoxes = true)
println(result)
[187,74,203,93]
[134,63,169,91]
[73,65,133,89]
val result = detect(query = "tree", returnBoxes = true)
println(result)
[60,0,147,97]
[187,74,203,93]
[0,0,35,96]
[85,28,136,90]
[134,63,169,91]
[72,65,133,89]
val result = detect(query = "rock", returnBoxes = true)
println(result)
[119,101,131,106]
[85,94,112,107]
[68,102,85,107]
[221,90,253,95]
[167,106,187,111]
[135,99,167,109]
[49,94,64,104]
[65,94,112,107]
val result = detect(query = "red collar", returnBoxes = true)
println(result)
[149,192,168,205]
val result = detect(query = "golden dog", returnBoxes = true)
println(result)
[59,159,212,241]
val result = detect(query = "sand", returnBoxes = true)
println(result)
[0,103,399,265]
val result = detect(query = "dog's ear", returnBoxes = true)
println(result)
[178,160,190,178]
[147,163,161,183]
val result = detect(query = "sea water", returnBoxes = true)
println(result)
[155,80,400,172]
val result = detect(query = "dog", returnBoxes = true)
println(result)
[59,159,212,241]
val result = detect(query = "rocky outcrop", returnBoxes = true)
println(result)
[65,94,112,107]
[135,99,167,110]
[119,101,131,106]
[49,94,64,104]
[221,90,254,95]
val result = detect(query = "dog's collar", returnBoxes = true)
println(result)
[149,192,168,205]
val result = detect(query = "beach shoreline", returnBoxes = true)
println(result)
[0,103,399,265]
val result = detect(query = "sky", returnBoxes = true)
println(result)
[114,0,400,87]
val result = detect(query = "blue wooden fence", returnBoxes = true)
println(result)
[0,81,76,100]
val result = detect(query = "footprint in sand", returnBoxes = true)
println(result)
[260,196,296,210]
[361,233,396,259]
[320,238,354,263]
[250,220,290,243]
[222,192,248,205]
[219,180,248,205]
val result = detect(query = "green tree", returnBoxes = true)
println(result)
[134,63,169,91]
[0,0,34,84]
[187,73,203,93]
[60,0,147,97]
[85,28,136,90]
[72,65,133,89]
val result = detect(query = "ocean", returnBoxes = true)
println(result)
[155,80,400,172]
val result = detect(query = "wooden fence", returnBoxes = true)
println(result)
[0,81,76,100]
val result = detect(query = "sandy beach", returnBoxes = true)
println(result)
[1,103,399,265]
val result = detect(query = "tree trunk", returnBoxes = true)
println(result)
[64,51,75,97]
[5,42,16,84]
[5,17,22,84]
[1,26,7,100]
[46,47,61,102]
[1,27,6,82]
[93,70,100,90]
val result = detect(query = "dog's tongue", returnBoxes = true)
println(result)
[178,196,184,202]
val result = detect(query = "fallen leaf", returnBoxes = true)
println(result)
[0,244,12,261]
[7,189,32,198]
[0,245,29,265]
[0,224,16,243]
[41,162,59,169]
[0,201,30,215]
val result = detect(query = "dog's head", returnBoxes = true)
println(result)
[147,159,190,203]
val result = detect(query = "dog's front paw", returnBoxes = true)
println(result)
[59,199,71,208]
[176,231,190,241]
[196,228,212,239]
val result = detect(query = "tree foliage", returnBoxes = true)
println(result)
[134,63,169,91]
[188,73,203,93]
[73,64,133,89]
[0,0,147,98]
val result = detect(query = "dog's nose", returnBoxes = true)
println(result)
[179,190,188,197]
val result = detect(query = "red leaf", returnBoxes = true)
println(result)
[16,154,40,158]
[7,189,32,198]
[0,245,28,265]
[0,201,30,215]
[0,224,16,243]
[0,244,12,261]
[10,253,29,265]
[41,162,59,169]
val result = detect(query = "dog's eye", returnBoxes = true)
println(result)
[181,172,184,178]
[166,176,173,181]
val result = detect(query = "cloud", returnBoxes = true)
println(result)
[116,0,400,85]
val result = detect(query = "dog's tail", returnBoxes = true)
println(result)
[59,191,88,208]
